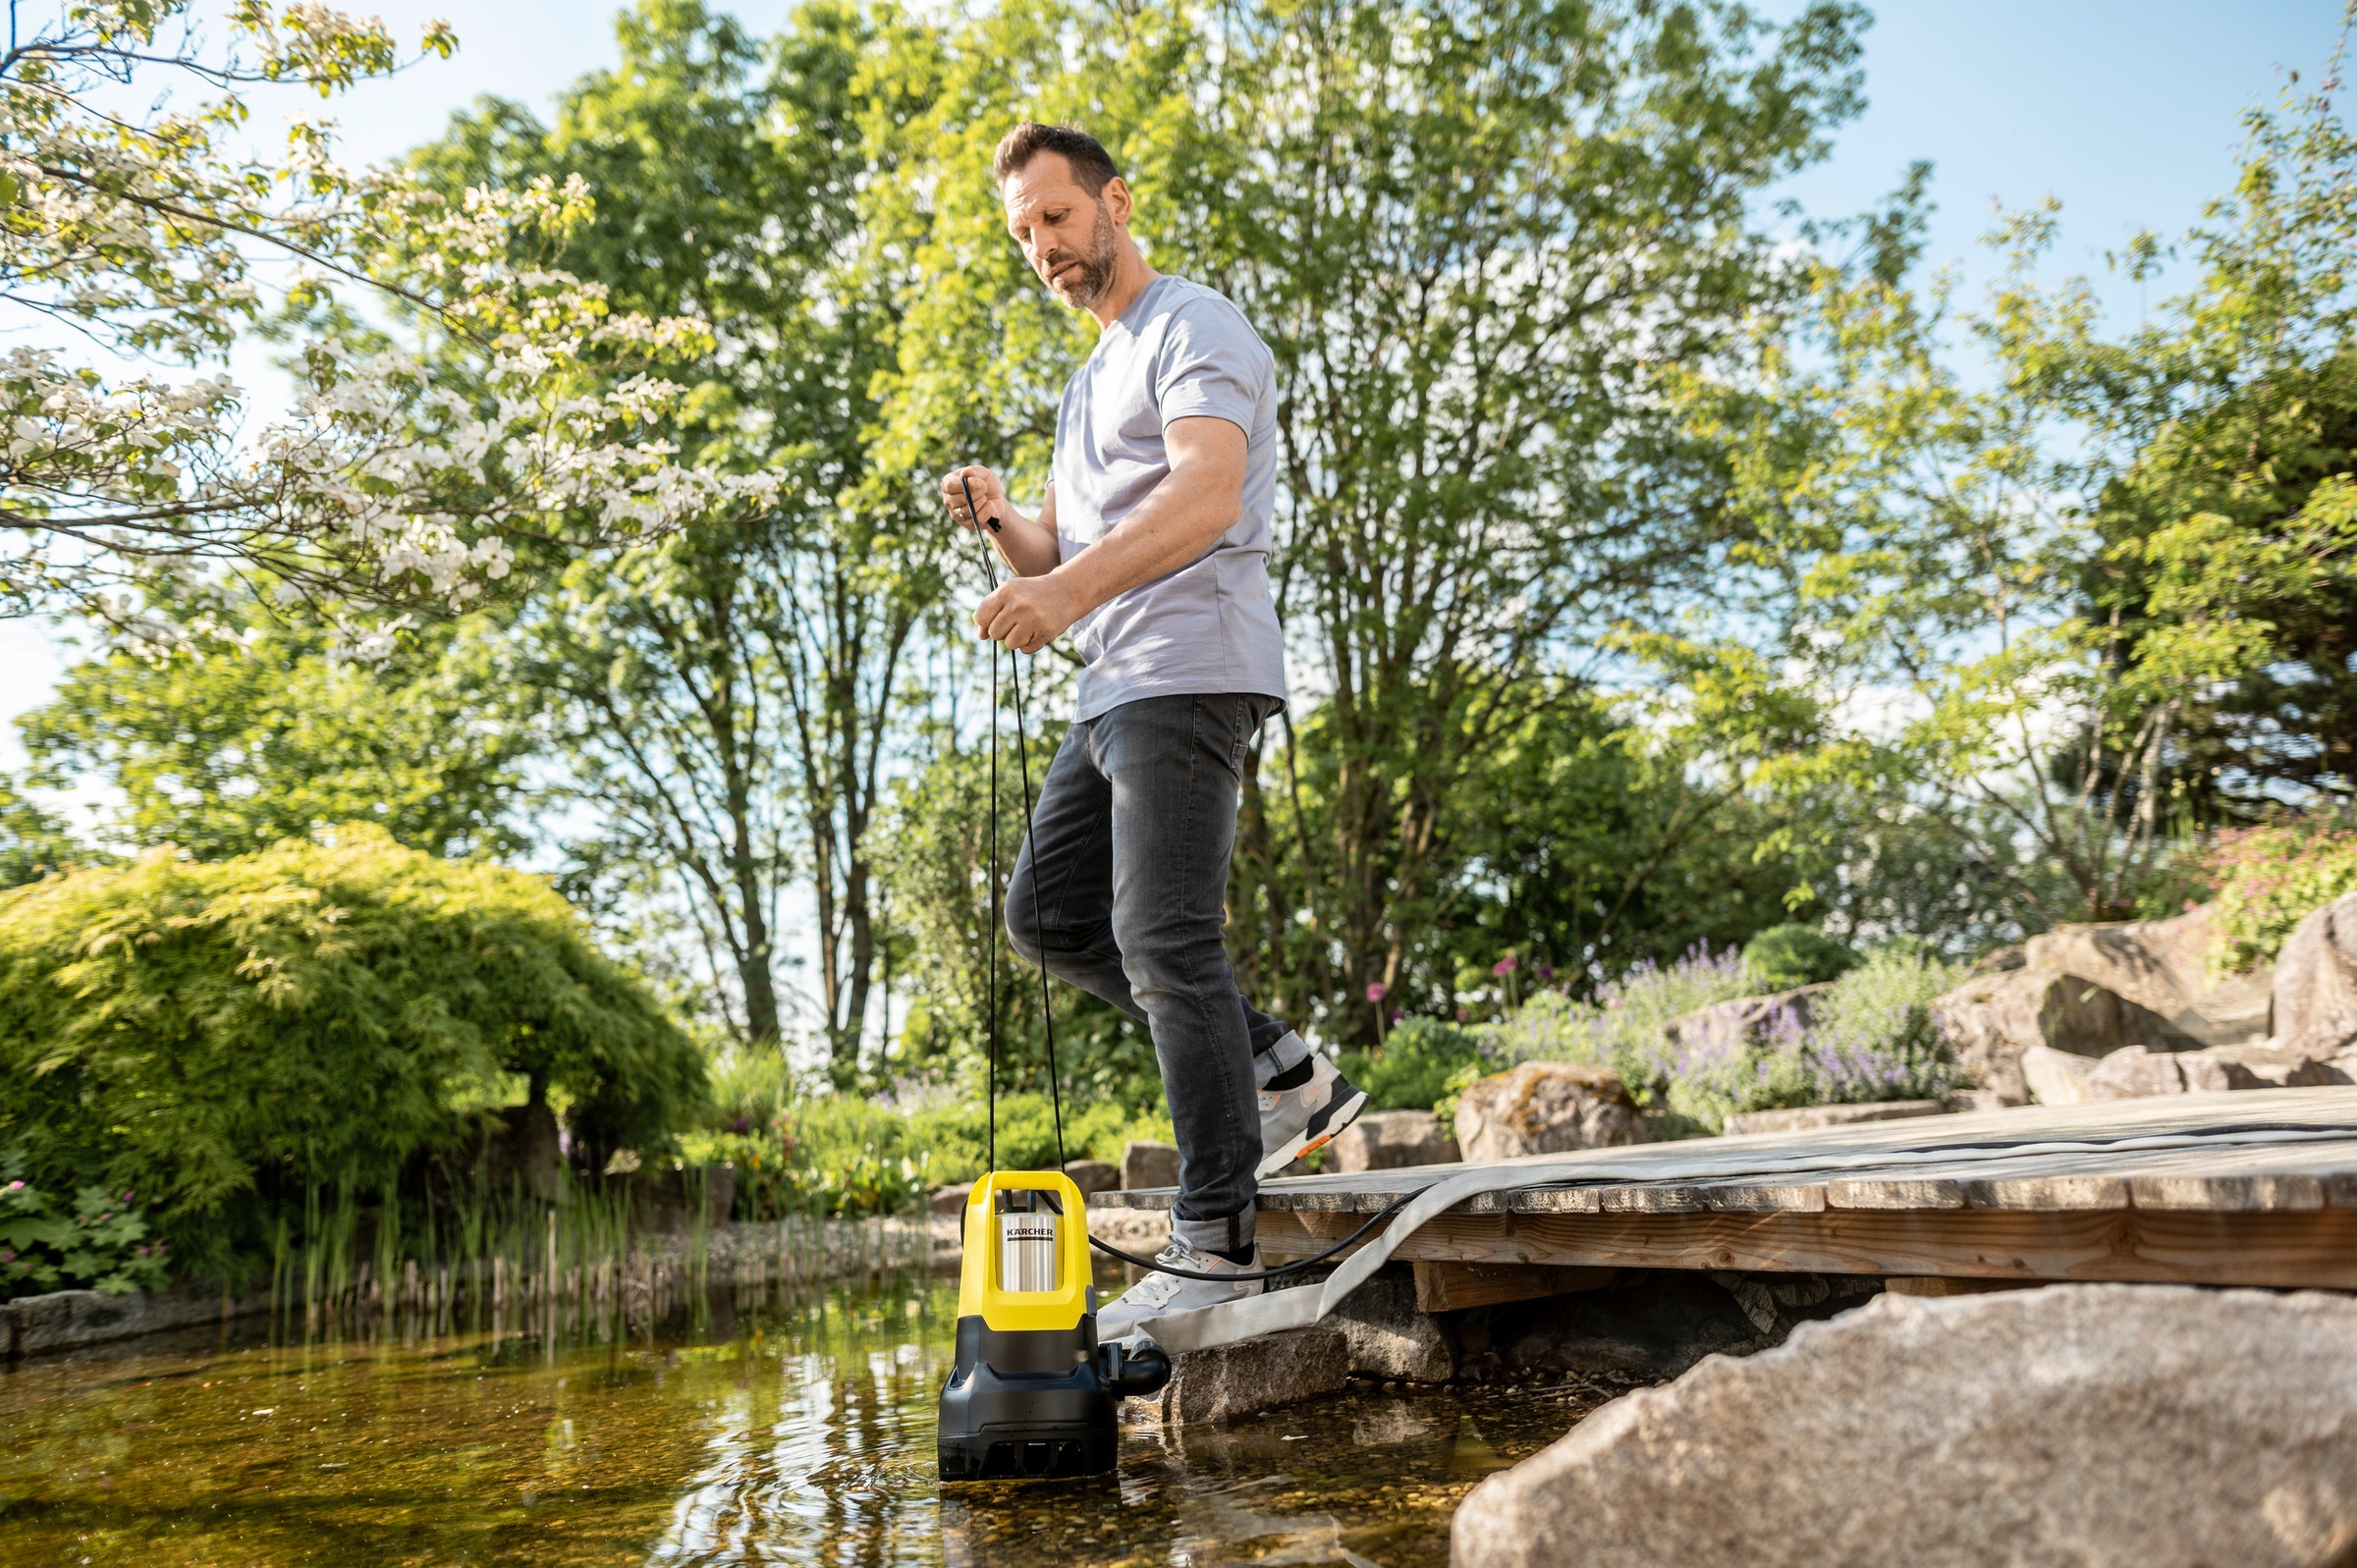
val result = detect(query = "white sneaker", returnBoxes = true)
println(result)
[1097,1239,1264,1341]
[1256,1053,1368,1178]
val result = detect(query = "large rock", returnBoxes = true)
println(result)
[1453,1283,2357,1568]
[1330,1109,1459,1172]
[1061,1159,1119,1198]
[2026,903,2273,1049]
[2276,892,2357,1062]
[618,1163,736,1233]
[1119,1139,1180,1192]
[2084,1044,2264,1099]
[1326,1262,1455,1382]
[2021,1043,2100,1105]
[1932,965,2173,1104]
[1662,986,1828,1062]
[1149,1325,1349,1425]
[1453,1063,1648,1162]
[487,1099,566,1203]
[1720,1100,1946,1136]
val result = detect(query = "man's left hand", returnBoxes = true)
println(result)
[975,573,1083,655]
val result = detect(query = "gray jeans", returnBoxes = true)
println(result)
[1006,692,1298,1253]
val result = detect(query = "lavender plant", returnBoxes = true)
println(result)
[1483,945,1960,1133]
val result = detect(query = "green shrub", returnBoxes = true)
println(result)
[2202,818,2357,971]
[0,1154,170,1300]
[691,1081,1176,1220]
[1741,923,1860,991]
[0,828,702,1273]
[1339,1016,1490,1112]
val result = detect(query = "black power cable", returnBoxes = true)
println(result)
[959,474,1067,1169]
[1086,1187,1429,1281]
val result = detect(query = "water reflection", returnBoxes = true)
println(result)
[0,1273,1607,1568]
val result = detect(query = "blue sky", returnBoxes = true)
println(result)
[2,0,2344,764]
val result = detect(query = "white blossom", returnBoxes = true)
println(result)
[0,3,782,654]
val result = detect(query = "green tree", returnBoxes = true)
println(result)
[872,715,1162,1108]
[418,0,943,1062]
[868,0,1870,1041]
[16,614,528,860]
[2076,79,2357,812]
[0,775,84,889]
[1283,684,1817,1018]
[1702,39,2357,933]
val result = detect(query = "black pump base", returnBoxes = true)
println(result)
[937,1315,1116,1481]
[936,1315,1171,1483]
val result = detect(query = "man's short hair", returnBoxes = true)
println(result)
[993,121,1120,196]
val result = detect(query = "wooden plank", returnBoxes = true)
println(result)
[1828,1176,1966,1210]
[1507,1187,1605,1215]
[1599,1184,1711,1214]
[2129,1172,2325,1212]
[1255,1203,2357,1290]
[1884,1276,2043,1297]
[1704,1181,1829,1214]
[1410,1260,1620,1313]
[1963,1174,2131,1211]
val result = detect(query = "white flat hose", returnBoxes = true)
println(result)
[1127,1123,2355,1354]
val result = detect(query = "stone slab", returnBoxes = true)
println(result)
[1149,1325,1349,1425]
[5,1282,271,1360]
[1326,1263,1455,1381]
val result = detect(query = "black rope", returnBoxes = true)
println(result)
[958,474,1067,1170]
[1086,1188,1429,1281]
[984,585,998,1176]
[1004,628,1068,1167]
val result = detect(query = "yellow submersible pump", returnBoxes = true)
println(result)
[936,477,1168,1483]
[935,1170,1169,1480]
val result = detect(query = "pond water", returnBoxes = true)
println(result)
[0,1272,1612,1568]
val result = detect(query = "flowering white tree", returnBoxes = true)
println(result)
[0,1,777,652]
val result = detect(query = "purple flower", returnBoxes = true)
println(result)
[1365,982,1388,1003]
[1493,955,1519,977]
[1536,963,1555,980]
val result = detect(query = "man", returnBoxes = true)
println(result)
[942,122,1363,1338]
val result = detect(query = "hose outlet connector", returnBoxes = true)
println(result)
[1098,1336,1172,1399]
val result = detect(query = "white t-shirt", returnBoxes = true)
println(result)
[1052,275,1287,722]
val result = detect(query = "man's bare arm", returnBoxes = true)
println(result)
[974,416,1246,654]
[941,464,1062,578]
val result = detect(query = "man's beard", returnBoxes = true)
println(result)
[1043,200,1118,307]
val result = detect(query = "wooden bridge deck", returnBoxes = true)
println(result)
[1093,1088,2357,1297]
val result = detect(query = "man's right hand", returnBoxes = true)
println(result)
[941,465,1007,534]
